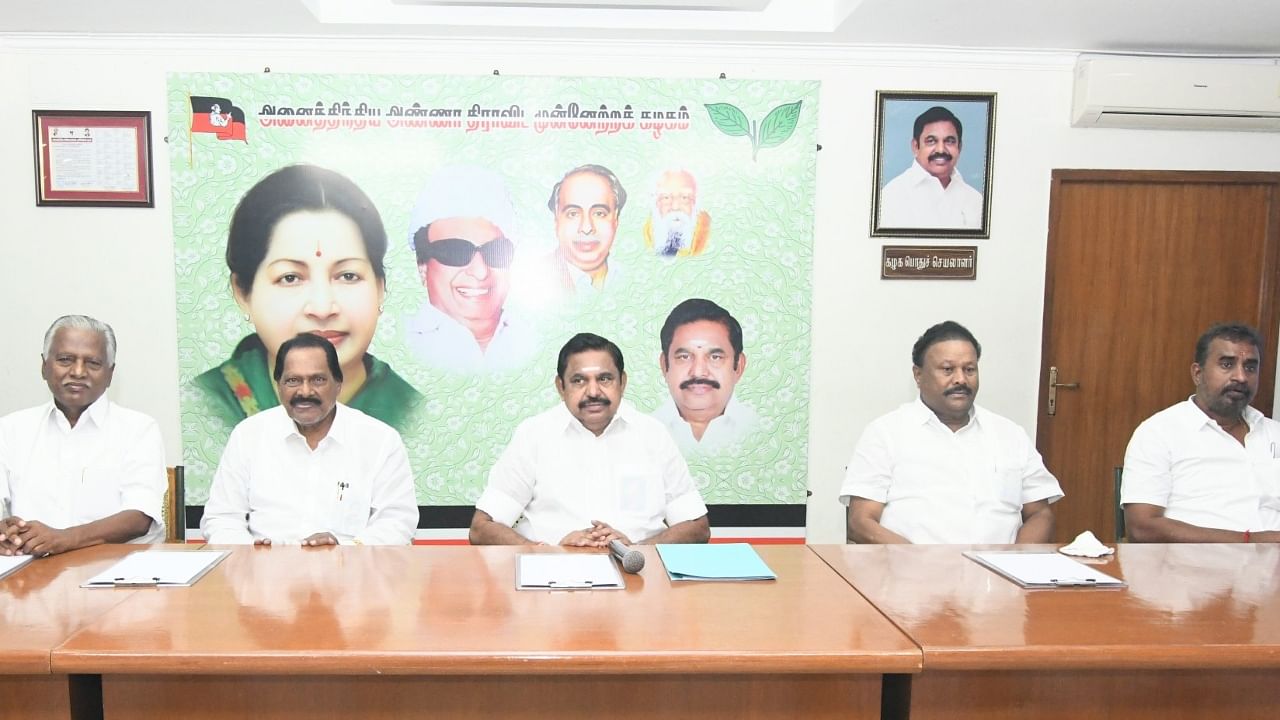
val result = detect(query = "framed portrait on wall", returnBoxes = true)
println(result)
[870,91,995,239]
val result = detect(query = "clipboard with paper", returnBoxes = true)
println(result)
[81,551,228,588]
[964,550,1126,589]
[515,553,624,590]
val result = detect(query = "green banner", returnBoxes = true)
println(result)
[169,72,819,514]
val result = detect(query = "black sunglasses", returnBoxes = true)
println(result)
[423,236,515,268]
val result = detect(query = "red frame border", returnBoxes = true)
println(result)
[33,110,154,207]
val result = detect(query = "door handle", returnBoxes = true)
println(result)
[1047,366,1080,416]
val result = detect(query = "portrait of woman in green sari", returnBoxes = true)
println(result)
[195,164,420,429]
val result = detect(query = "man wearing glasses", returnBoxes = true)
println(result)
[404,165,535,373]
[201,333,418,545]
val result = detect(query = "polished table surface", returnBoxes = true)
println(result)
[46,544,918,720]
[813,543,1280,720]
[13,542,1280,720]
[52,544,921,675]
[811,542,1280,670]
[0,544,148,674]
[1,545,206,720]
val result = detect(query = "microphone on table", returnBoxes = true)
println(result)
[608,539,645,574]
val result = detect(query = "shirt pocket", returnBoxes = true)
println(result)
[334,481,374,537]
[78,466,124,519]
[617,463,664,518]
[988,460,1025,511]
[1251,457,1280,513]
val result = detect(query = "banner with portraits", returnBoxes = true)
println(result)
[168,72,819,537]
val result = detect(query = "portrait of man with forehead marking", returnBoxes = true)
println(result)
[872,92,996,238]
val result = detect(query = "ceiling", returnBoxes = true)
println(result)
[1,0,1277,56]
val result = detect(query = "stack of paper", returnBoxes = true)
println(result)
[656,543,776,581]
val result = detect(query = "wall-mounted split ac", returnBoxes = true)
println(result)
[1071,56,1280,131]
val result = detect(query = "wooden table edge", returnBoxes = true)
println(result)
[921,645,1280,671]
[52,649,923,676]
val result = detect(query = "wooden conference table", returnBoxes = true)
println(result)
[11,543,1280,719]
[42,544,919,720]
[812,543,1280,720]
[0,544,199,720]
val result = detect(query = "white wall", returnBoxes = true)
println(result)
[3,36,1278,543]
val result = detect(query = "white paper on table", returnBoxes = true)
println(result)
[516,553,623,590]
[82,551,228,588]
[0,554,34,581]
[965,551,1126,588]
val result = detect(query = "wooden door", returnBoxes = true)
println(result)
[1037,170,1280,543]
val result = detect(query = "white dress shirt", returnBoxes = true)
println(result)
[405,301,536,374]
[201,404,418,545]
[651,395,760,454]
[476,400,709,545]
[0,398,165,543]
[1122,398,1280,532]
[879,161,984,229]
[840,399,1063,544]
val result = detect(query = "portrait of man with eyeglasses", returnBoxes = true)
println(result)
[403,165,537,373]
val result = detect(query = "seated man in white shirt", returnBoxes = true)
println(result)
[1,315,165,557]
[841,321,1062,544]
[469,332,710,546]
[1122,323,1280,543]
[201,333,418,546]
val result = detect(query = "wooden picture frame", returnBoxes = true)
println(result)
[871,91,995,239]
[33,110,154,207]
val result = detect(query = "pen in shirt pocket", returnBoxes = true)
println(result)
[336,481,349,501]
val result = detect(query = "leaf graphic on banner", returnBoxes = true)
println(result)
[706,99,804,161]
[758,100,802,149]
[705,103,751,137]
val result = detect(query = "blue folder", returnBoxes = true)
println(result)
[656,543,777,581]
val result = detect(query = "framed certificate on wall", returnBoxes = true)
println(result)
[33,110,154,207]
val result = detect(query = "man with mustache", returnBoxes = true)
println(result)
[878,106,984,230]
[201,333,417,545]
[470,333,710,546]
[841,321,1062,544]
[1122,323,1280,542]
[1,315,166,556]
[652,298,758,453]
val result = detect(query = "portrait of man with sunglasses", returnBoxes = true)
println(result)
[404,165,536,373]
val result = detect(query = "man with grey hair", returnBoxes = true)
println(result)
[0,315,166,556]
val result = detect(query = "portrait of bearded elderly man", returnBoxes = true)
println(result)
[642,168,711,258]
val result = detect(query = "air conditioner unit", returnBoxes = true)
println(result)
[1071,56,1280,131]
